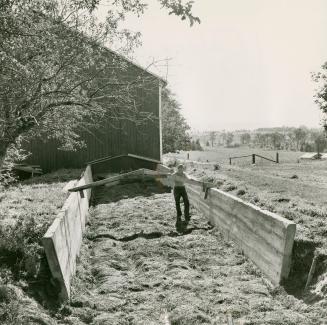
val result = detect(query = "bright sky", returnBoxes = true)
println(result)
[99,0,327,131]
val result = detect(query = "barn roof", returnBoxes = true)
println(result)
[105,47,167,85]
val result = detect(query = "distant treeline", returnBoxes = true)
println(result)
[193,127,327,152]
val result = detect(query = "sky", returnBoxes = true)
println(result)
[98,0,327,131]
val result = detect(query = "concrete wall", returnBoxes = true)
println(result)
[42,165,93,300]
[157,164,296,285]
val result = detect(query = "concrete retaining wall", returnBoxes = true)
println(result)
[42,165,93,300]
[157,164,296,285]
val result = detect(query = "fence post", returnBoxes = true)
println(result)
[229,157,232,165]
[276,152,279,163]
[252,154,255,164]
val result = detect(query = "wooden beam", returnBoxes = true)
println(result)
[305,253,319,291]
[87,153,161,168]
[127,153,161,164]
[143,169,170,177]
[87,155,114,165]
[68,169,144,192]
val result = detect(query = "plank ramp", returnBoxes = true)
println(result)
[42,165,93,301]
[157,164,296,285]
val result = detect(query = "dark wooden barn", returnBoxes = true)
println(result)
[23,49,165,173]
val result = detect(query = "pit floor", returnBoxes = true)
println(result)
[65,182,327,325]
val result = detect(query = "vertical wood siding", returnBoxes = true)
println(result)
[23,54,162,172]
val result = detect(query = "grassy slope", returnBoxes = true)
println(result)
[169,149,327,243]
[0,169,82,325]
[173,148,303,164]
[66,182,326,325]
[0,169,83,226]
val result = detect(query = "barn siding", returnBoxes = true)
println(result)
[23,54,162,172]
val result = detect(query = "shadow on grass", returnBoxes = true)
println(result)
[283,239,327,304]
[0,249,61,313]
[87,225,215,242]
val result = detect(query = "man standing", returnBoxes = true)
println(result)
[169,164,200,232]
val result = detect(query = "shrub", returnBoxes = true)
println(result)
[236,189,246,196]
[0,216,51,278]
[222,183,237,192]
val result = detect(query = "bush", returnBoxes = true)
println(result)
[236,189,246,196]
[222,183,237,192]
[0,216,51,278]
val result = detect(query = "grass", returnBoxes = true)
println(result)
[165,148,327,302]
[67,182,327,324]
[0,169,82,324]
[1,157,326,324]
[171,147,304,165]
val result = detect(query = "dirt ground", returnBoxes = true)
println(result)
[63,181,327,325]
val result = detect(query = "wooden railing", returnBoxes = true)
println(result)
[229,152,279,165]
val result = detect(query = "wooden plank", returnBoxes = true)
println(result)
[143,169,170,177]
[157,167,296,285]
[127,153,161,164]
[42,165,93,301]
[62,180,78,193]
[305,254,319,291]
[68,169,143,192]
[186,181,296,285]
[87,155,113,165]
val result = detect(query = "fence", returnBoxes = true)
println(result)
[229,152,279,165]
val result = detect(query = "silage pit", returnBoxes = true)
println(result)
[69,180,326,324]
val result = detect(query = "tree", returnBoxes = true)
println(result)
[310,130,327,154]
[190,139,203,151]
[313,62,327,130]
[225,132,234,147]
[240,133,251,145]
[0,0,200,169]
[293,127,308,151]
[161,88,191,153]
[209,131,216,147]
[269,132,284,150]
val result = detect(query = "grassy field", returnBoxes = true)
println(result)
[169,148,304,165]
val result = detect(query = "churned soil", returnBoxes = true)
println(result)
[64,182,327,325]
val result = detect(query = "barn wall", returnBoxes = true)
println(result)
[23,57,161,172]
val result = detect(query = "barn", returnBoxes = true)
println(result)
[23,49,166,173]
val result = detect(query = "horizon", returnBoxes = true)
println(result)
[190,124,325,134]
